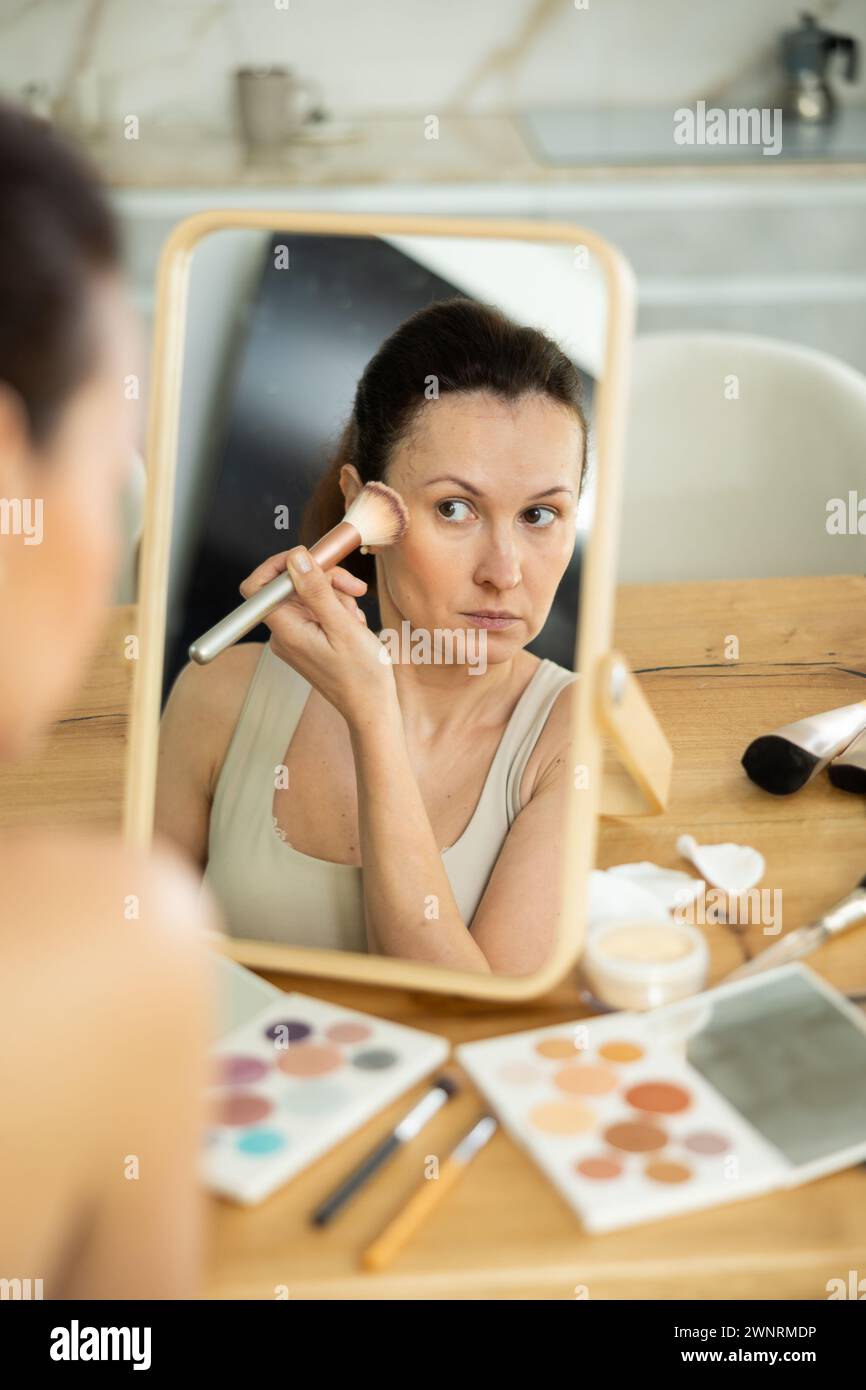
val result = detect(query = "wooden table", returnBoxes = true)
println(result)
[4,576,866,1299]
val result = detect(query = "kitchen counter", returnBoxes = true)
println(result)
[82,109,866,408]
[71,112,866,192]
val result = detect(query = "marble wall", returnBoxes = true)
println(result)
[2,0,865,137]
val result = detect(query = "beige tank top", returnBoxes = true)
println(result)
[203,642,578,952]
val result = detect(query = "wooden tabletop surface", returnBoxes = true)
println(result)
[3,575,865,1299]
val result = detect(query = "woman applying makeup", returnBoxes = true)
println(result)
[0,104,218,1297]
[157,300,584,975]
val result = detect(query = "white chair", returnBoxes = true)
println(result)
[618,332,866,583]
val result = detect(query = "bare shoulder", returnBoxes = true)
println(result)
[0,834,215,1095]
[164,640,264,724]
[160,641,265,797]
[0,827,220,955]
[519,667,579,806]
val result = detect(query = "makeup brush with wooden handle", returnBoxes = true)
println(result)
[188,482,408,665]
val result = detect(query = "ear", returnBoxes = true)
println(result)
[338,463,364,509]
[339,464,381,555]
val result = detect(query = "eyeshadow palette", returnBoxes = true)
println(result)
[204,988,450,1205]
[456,964,866,1233]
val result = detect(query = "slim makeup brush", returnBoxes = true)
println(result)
[724,871,866,982]
[741,699,866,795]
[188,481,409,665]
[828,726,866,793]
[311,1075,459,1227]
[361,1114,498,1273]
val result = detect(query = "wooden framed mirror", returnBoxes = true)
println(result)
[125,209,669,1000]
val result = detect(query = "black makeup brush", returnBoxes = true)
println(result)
[741,699,866,795]
[311,1074,459,1227]
[829,726,866,793]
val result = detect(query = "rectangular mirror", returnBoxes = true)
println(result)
[125,211,639,1000]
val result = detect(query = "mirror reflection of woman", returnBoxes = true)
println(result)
[157,300,585,975]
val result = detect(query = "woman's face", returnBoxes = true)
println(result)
[353,391,583,660]
[0,272,141,756]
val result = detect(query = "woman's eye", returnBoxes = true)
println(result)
[437,499,475,522]
[522,506,557,527]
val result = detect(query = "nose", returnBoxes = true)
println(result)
[473,521,522,593]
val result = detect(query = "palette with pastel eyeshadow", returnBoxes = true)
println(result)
[457,964,866,1234]
[204,989,449,1205]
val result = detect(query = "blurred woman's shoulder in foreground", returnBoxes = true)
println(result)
[0,826,219,1297]
[0,825,219,935]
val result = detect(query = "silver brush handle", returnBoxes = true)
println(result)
[724,874,866,982]
[188,571,295,664]
[187,518,363,665]
[819,880,866,936]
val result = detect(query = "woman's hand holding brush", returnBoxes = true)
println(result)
[189,480,409,665]
[240,546,395,726]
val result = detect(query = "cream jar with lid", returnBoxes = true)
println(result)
[582,919,709,1011]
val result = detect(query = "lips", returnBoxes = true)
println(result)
[460,611,520,630]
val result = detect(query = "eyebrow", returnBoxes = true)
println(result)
[422,474,574,500]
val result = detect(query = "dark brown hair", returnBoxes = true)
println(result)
[300,296,588,590]
[0,100,121,447]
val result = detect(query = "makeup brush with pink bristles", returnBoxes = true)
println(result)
[188,481,408,664]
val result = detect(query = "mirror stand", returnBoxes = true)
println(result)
[597,651,673,816]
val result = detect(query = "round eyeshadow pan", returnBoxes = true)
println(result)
[529,1100,596,1135]
[625,1080,692,1115]
[218,1054,270,1086]
[684,1130,731,1155]
[219,1092,273,1127]
[575,1156,623,1181]
[276,1044,343,1078]
[554,1063,618,1096]
[265,1020,312,1045]
[237,1128,286,1156]
[598,1040,645,1063]
[646,1159,692,1184]
[604,1120,667,1153]
[352,1048,398,1071]
[535,1037,584,1060]
[325,1021,373,1044]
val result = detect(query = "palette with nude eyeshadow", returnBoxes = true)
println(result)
[204,967,449,1205]
[456,963,866,1233]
